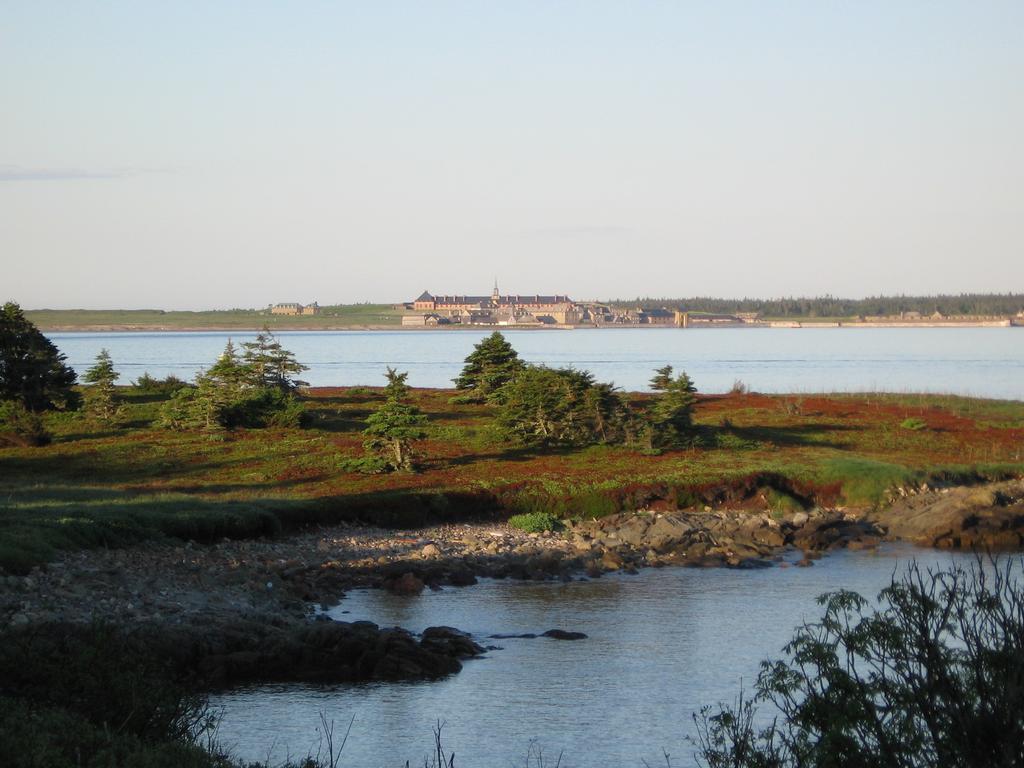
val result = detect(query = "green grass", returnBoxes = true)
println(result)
[507,511,564,533]
[1,387,1022,572]
[818,456,919,506]
[24,303,413,330]
[900,417,928,431]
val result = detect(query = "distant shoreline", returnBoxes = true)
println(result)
[38,321,1021,333]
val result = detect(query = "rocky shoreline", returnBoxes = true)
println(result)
[3,478,1022,686]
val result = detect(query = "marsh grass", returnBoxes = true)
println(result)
[1,386,1022,572]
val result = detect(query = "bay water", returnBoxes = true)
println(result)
[47,327,1024,399]
[209,547,980,768]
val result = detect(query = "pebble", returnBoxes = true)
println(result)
[1,507,879,630]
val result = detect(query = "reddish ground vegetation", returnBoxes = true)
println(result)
[0,386,1021,572]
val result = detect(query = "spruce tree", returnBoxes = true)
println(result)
[648,368,698,449]
[158,341,244,431]
[496,366,619,447]
[241,327,308,391]
[158,339,308,431]
[363,367,428,471]
[0,301,77,411]
[206,339,249,388]
[453,332,525,403]
[649,364,675,392]
[82,348,121,422]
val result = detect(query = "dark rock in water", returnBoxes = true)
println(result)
[448,567,478,587]
[733,557,774,569]
[542,629,587,640]
[420,626,484,658]
[791,516,884,552]
[8,616,484,690]
[385,572,425,595]
[488,629,587,640]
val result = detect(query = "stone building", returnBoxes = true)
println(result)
[271,302,319,316]
[411,284,580,325]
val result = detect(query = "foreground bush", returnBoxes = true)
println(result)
[0,623,223,768]
[693,558,1024,767]
[0,399,51,446]
[133,371,191,395]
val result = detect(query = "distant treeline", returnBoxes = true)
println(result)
[607,294,1024,318]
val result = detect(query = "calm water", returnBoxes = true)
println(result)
[210,547,976,768]
[48,327,1024,398]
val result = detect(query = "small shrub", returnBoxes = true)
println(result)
[338,455,390,474]
[711,430,761,450]
[263,395,309,428]
[159,385,308,431]
[508,511,563,533]
[729,379,749,395]
[0,399,51,447]
[223,388,309,429]
[779,397,804,416]
[900,417,928,431]
[133,372,191,395]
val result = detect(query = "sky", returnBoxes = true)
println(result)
[2,1,1022,310]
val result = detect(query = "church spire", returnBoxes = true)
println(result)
[492,278,500,301]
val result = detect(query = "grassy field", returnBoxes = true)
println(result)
[25,304,412,330]
[1,387,1022,573]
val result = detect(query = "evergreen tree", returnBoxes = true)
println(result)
[583,380,631,445]
[453,332,525,403]
[362,367,428,471]
[206,339,249,388]
[648,367,698,449]
[161,340,247,430]
[496,366,622,447]
[157,340,307,431]
[0,301,77,411]
[241,327,308,391]
[82,348,121,422]
[649,365,674,392]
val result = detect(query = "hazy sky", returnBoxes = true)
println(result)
[2,2,1022,309]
